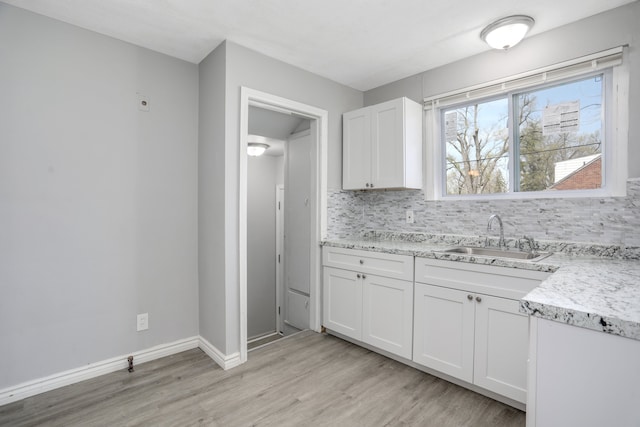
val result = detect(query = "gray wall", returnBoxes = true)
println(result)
[0,4,199,389]
[365,1,640,177]
[247,156,282,339]
[198,42,228,351]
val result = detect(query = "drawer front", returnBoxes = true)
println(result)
[323,246,413,281]
[415,258,550,300]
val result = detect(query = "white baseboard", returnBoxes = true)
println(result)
[0,336,199,407]
[198,336,242,370]
[0,335,246,407]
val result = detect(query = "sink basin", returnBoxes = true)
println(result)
[442,246,551,261]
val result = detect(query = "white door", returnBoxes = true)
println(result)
[474,294,529,403]
[275,185,284,334]
[371,98,403,188]
[362,274,413,359]
[342,107,371,189]
[284,131,311,330]
[322,267,362,340]
[413,283,475,383]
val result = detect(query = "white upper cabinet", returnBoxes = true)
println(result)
[342,97,422,190]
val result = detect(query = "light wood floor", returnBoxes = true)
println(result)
[0,331,525,427]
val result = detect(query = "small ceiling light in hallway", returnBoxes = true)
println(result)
[247,142,270,156]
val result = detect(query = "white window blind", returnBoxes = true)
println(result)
[423,46,624,110]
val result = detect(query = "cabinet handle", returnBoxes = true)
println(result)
[476,296,482,303]
[467,294,473,301]
[357,274,361,279]
[359,259,364,264]
[370,183,374,188]
[362,274,366,279]
[365,183,370,188]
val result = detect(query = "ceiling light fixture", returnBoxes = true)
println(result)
[481,15,534,50]
[247,142,270,157]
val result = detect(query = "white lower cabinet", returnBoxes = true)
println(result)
[362,274,413,359]
[413,283,529,403]
[473,294,529,403]
[413,284,475,382]
[323,266,362,339]
[322,247,414,359]
[413,258,549,405]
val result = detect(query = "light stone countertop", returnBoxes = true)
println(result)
[322,237,640,341]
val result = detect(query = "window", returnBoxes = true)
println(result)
[424,46,627,201]
[442,75,604,196]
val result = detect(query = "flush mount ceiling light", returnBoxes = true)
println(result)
[247,142,270,157]
[481,15,534,50]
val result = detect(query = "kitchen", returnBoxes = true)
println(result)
[1,1,639,426]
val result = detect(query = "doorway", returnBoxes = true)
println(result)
[239,87,328,364]
[246,108,312,345]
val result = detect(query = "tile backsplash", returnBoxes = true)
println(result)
[328,178,640,247]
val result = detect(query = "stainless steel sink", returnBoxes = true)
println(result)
[442,246,551,261]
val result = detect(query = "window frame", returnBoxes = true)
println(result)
[423,47,628,201]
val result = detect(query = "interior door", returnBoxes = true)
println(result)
[284,131,311,330]
[275,185,284,334]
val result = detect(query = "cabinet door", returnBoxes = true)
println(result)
[322,267,362,340]
[362,274,413,359]
[342,108,371,190]
[413,283,475,383]
[371,98,404,188]
[474,294,529,403]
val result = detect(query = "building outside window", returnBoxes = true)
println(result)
[442,74,604,196]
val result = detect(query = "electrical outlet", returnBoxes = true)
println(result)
[406,210,415,224]
[137,313,148,331]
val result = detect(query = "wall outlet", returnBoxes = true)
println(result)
[137,313,149,331]
[406,210,415,224]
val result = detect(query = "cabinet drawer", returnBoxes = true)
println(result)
[323,246,413,281]
[415,258,550,300]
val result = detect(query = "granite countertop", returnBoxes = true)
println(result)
[322,235,640,341]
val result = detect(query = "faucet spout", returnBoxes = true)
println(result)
[487,214,505,249]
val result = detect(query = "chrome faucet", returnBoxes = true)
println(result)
[521,235,538,255]
[486,214,505,249]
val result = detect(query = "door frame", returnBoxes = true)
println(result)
[275,184,284,334]
[239,87,328,364]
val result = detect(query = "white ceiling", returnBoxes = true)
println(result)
[2,0,636,91]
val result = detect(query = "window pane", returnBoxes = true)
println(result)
[517,75,603,192]
[443,98,509,195]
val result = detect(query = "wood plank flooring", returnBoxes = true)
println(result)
[0,331,525,426]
